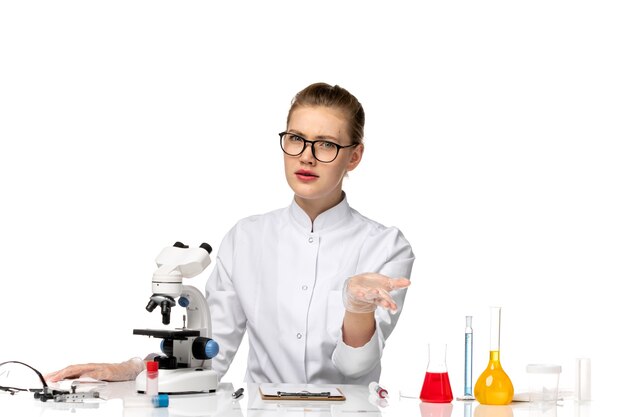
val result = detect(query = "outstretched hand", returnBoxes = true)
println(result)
[45,357,144,382]
[342,273,410,314]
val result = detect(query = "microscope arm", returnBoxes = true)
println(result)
[179,284,211,338]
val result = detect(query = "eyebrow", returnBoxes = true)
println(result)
[288,129,340,142]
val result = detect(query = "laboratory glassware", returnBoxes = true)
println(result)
[458,315,474,400]
[474,306,514,405]
[420,343,453,403]
[575,358,591,401]
[527,364,561,402]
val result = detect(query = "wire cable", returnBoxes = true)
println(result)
[0,360,48,395]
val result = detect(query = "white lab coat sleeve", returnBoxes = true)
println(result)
[332,325,382,378]
[205,226,247,380]
[332,226,415,379]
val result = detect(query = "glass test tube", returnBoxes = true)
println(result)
[464,315,473,397]
[489,307,501,352]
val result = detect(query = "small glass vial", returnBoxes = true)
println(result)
[124,394,169,408]
[146,361,159,395]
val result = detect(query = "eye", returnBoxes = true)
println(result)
[287,134,304,143]
[316,141,338,150]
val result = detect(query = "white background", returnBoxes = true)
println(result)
[1,0,624,403]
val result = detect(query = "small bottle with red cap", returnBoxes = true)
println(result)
[146,361,159,395]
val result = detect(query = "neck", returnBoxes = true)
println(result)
[295,190,344,225]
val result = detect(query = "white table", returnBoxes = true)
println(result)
[0,381,602,417]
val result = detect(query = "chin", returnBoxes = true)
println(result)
[288,177,342,203]
[293,189,322,201]
[287,179,315,196]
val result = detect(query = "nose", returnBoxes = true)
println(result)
[299,142,316,164]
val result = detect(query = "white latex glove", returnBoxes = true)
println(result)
[45,357,144,382]
[342,273,411,313]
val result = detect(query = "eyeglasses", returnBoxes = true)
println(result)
[279,132,357,163]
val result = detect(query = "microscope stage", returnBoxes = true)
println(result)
[133,328,201,339]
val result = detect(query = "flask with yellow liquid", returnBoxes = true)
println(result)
[474,306,514,405]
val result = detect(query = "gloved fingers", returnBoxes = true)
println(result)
[364,288,399,312]
[373,278,409,311]
[360,288,388,303]
[45,364,95,382]
[387,277,411,291]
[356,274,410,291]
[343,281,377,313]
[44,370,62,382]
[71,365,126,382]
[45,359,144,382]
[343,274,410,313]
[96,364,133,381]
[88,361,144,382]
[355,279,408,301]
[347,287,396,312]
[80,368,113,381]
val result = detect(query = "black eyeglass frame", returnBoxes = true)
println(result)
[279,131,357,163]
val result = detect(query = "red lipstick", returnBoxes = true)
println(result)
[295,169,319,182]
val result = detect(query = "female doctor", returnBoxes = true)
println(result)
[46,82,414,384]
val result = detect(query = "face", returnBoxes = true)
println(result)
[283,105,363,212]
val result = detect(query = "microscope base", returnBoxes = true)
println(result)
[135,368,218,394]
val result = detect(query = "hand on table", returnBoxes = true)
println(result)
[45,357,144,382]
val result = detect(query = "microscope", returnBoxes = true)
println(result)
[133,242,219,394]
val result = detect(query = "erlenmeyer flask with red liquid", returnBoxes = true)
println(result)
[420,343,453,403]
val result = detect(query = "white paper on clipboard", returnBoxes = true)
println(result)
[259,383,345,401]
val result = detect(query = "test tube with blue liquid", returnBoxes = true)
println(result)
[458,315,475,400]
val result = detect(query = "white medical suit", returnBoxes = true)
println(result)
[205,195,414,384]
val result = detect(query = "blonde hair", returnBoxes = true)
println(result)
[287,82,365,145]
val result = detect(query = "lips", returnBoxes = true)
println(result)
[295,170,319,182]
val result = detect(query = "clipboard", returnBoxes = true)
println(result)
[259,383,346,401]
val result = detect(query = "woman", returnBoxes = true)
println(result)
[46,82,414,384]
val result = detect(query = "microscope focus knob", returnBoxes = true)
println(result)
[192,337,219,360]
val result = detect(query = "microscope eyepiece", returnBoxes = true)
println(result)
[200,243,213,254]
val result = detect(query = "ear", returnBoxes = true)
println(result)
[346,143,364,172]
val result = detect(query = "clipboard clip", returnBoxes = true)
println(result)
[277,390,332,398]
